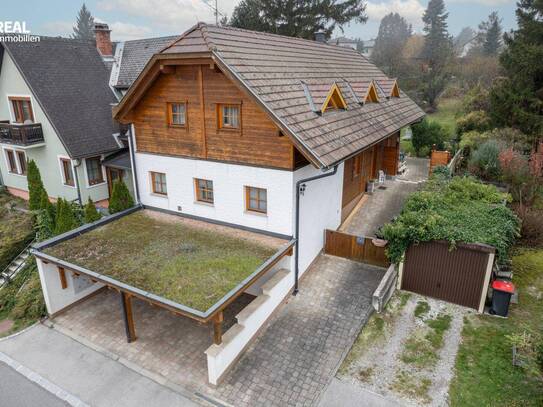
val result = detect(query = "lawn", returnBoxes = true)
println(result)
[44,210,281,312]
[427,97,461,139]
[449,248,543,406]
[0,192,34,271]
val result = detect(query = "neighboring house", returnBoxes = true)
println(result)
[328,36,359,50]
[0,28,124,206]
[113,23,424,275]
[360,38,375,58]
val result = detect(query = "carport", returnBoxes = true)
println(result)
[32,207,295,384]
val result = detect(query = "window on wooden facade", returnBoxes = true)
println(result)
[245,186,267,214]
[60,158,75,186]
[9,97,34,123]
[167,102,186,126]
[151,172,167,195]
[219,104,240,129]
[195,178,214,204]
[321,84,347,113]
[86,156,104,186]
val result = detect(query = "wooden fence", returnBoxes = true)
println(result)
[429,149,451,175]
[324,229,390,268]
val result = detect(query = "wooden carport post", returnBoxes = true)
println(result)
[120,292,137,343]
[213,311,224,345]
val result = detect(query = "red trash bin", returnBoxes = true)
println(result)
[490,280,515,317]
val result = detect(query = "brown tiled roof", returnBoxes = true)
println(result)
[160,23,425,168]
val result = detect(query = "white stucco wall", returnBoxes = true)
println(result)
[134,151,295,237]
[293,163,344,275]
[0,51,110,203]
[36,258,104,315]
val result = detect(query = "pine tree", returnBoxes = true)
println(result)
[489,0,543,138]
[481,12,502,56]
[372,13,412,77]
[109,180,134,214]
[27,160,46,210]
[421,0,452,109]
[40,189,56,222]
[229,0,367,40]
[54,198,79,235]
[72,3,95,40]
[84,197,102,223]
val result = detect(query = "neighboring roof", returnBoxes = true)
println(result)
[114,36,179,88]
[363,39,375,48]
[329,36,358,44]
[2,36,120,158]
[102,149,131,169]
[117,23,425,169]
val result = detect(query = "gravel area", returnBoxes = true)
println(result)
[338,292,469,406]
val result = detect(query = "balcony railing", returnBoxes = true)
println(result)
[0,122,44,146]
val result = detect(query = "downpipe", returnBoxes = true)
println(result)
[293,165,338,295]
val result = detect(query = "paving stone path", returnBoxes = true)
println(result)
[208,255,385,407]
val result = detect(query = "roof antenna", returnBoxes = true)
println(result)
[202,0,224,25]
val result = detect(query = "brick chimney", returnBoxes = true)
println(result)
[94,22,112,57]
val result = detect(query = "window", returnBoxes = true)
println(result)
[219,104,240,129]
[86,156,104,186]
[9,97,34,123]
[151,172,167,195]
[16,151,27,175]
[167,102,186,127]
[245,186,267,214]
[195,178,214,203]
[60,158,75,186]
[6,149,17,173]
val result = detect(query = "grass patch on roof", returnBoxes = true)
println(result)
[44,211,278,312]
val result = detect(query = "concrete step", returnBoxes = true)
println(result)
[261,269,291,296]
[236,294,270,325]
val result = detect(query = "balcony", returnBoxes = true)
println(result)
[0,122,45,146]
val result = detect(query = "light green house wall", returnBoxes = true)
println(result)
[0,51,110,204]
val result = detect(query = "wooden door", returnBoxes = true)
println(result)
[106,167,124,197]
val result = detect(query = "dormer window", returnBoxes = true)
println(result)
[9,97,34,123]
[375,79,401,99]
[364,81,380,104]
[321,83,347,113]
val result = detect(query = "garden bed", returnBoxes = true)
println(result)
[44,210,285,312]
[0,192,34,271]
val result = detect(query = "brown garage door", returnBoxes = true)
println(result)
[401,241,493,310]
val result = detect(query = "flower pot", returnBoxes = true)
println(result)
[372,238,388,247]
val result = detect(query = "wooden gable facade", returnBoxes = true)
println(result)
[120,61,308,170]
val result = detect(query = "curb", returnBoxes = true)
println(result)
[0,350,89,407]
[44,320,230,407]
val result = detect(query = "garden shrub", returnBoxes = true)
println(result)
[456,110,492,136]
[26,160,46,211]
[516,207,543,247]
[461,84,490,114]
[499,148,543,205]
[468,139,502,181]
[411,119,446,157]
[380,176,519,264]
[459,130,491,155]
[109,180,134,214]
[54,198,80,235]
[84,197,102,223]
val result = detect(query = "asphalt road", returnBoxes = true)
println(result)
[0,362,68,407]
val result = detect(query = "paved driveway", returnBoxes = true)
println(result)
[207,255,385,406]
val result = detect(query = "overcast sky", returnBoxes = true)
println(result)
[4,0,518,41]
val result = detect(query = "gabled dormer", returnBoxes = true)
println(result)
[364,80,380,103]
[350,80,380,105]
[376,79,401,99]
[321,83,347,113]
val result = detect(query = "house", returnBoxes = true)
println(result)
[32,23,424,385]
[328,36,359,50]
[0,26,127,206]
[360,38,375,58]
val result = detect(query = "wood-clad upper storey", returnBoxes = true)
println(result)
[129,63,303,170]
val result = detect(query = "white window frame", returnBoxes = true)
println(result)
[2,146,26,176]
[57,155,76,189]
[83,155,107,189]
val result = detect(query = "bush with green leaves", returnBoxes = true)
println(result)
[411,119,447,157]
[26,160,46,210]
[84,197,102,223]
[431,165,452,180]
[109,180,134,214]
[461,84,490,114]
[380,176,519,264]
[54,198,80,235]
[468,139,502,181]
[456,110,492,136]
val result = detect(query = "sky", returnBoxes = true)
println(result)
[2,0,518,42]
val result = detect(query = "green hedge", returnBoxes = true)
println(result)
[380,176,520,264]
